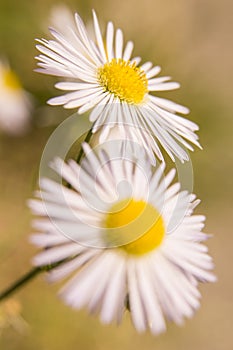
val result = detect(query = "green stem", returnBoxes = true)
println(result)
[0,260,66,302]
[0,128,94,303]
[76,127,93,163]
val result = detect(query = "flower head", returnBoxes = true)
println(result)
[29,142,216,335]
[0,60,32,136]
[36,10,200,163]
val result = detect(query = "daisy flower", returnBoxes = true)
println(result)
[28,142,216,335]
[0,60,32,136]
[35,10,200,163]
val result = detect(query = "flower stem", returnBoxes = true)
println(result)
[0,260,66,302]
[76,127,93,163]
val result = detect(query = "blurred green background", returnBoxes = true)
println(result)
[0,0,232,349]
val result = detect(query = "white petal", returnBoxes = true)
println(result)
[146,65,161,78]
[123,41,134,61]
[131,56,141,66]
[64,89,104,109]
[137,259,166,334]
[32,242,82,266]
[115,28,124,59]
[149,82,180,91]
[149,95,190,115]
[78,91,110,114]
[127,259,147,333]
[30,232,69,247]
[60,251,111,308]
[92,10,107,62]
[140,61,153,73]
[100,255,126,324]
[48,249,99,282]
[55,82,99,91]
[106,21,114,61]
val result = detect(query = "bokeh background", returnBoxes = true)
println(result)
[0,0,232,349]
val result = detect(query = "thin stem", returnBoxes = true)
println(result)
[0,128,94,303]
[76,127,93,163]
[0,260,66,302]
[0,267,41,301]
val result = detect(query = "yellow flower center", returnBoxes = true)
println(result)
[97,58,148,104]
[103,198,165,256]
[3,69,21,90]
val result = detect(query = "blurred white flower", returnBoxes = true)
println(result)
[36,10,201,163]
[0,298,28,335]
[0,60,32,136]
[49,4,76,41]
[29,143,216,335]
[49,4,95,46]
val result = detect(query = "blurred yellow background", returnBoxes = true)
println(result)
[0,0,232,349]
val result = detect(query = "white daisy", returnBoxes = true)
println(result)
[0,60,32,136]
[28,142,216,335]
[35,10,201,163]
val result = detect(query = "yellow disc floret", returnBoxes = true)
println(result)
[103,198,165,256]
[98,58,148,104]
